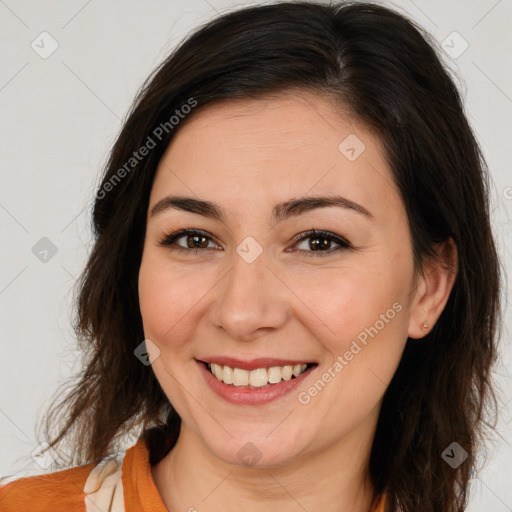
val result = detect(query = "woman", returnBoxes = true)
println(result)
[0,1,502,511]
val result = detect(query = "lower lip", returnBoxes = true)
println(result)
[197,360,316,405]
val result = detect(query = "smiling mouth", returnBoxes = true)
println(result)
[200,361,317,389]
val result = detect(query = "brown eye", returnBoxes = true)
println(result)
[288,229,351,257]
[182,234,210,249]
[158,228,351,257]
[158,229,220,252]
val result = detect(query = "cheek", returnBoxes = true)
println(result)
[138,250,201,345]
[289,256,412,394]
[289,261,409,340]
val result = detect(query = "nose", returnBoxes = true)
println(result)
[211,244,289,342]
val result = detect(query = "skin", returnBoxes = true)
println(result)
[138,90,457,512]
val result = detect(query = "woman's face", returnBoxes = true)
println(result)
[138,91,425,467]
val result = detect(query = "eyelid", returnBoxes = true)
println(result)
[157,228,221,250]
[157,227,352,256]
[286,229,352,257]
[289,229,351,247]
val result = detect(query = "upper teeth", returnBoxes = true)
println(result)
[208,363,308,387]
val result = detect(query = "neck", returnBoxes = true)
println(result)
[152,414,378,512]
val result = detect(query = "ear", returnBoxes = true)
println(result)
[407,238,458,339]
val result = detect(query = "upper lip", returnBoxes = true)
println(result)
[197,357,315,371]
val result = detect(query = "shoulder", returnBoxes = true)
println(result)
[0,435,152,512]
[0,447,132,512]
[0,460,98,511]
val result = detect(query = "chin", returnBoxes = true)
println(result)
[199,427,310,468]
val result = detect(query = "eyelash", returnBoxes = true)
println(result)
[157,228,352,258]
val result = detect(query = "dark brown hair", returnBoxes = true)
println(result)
[36,2,502,511]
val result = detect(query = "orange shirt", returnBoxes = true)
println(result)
[0,436,386,511]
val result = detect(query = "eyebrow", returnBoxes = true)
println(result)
[150,194,373,223]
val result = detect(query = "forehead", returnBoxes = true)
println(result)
[166,91,363,160]
[150,91,403,222]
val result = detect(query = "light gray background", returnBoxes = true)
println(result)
[1,0,511,510]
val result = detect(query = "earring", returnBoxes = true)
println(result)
[421,320,429,329]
